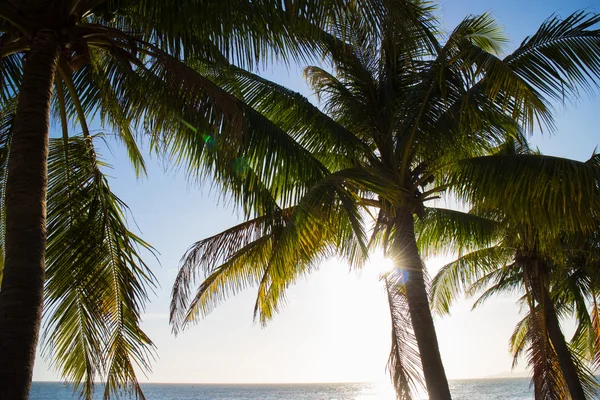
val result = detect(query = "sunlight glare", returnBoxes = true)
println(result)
[366,253,395,278]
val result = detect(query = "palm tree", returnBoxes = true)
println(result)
[171,10,600,400]
[0,92,161,399]
[427,144,600,399]
[0,0,398,397]
[559,226,600,376]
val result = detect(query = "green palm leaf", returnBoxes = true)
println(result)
[429,247,514,315]
[448,153,600,234]
[43,135,157,399]
[385,273,424,400]
[415,207,503,258]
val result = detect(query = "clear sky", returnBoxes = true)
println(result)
[33,0,600,385]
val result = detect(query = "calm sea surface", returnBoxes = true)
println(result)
[30,379,535,399]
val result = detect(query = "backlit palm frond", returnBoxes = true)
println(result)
[553,264,593,338]
[367,209,394,253]
[323,166,408,206]
[459,41,553,133]
[385,273,423,400]
[85,49,148,177]
[253,179,368,325]
[527,310,568,400]
[505,12,600,105]
[429,247,514,315]
[193,61,370,168]
[170,207,291,332]
[0,49,22,106]
[47,40,150,178]
[415,207,502,258]
[568,338,600,398]
[0,31,24,98]
[392,14,511,177]
[447,13,508,56]
[589,302,600,368]
[129,0,422,68]
[99,39,331,214]
[571,297,600,371]
[171,178,367,330]
[513,304,600,399]
[124,0,315,66]
[475,11,600,133]
[448,153,600,235]
[469,264,524,310]
[510,313,531,368]
[304,65,377,147]
[43,135,157,400]
[374,0,439,57]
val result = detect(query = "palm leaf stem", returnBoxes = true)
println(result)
[57,60,90,138]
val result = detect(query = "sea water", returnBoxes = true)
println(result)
[29,379,534,399]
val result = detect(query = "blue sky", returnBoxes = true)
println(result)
[34,0,600,385]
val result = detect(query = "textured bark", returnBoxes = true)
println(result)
[392,211,452,400]
[0,29,59,399]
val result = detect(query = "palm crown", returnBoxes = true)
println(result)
[426,140,600,399]
[171,8,600,400]
[0,0,412,398]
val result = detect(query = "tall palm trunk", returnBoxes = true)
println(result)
[529,271,587,400]
[0,29,60,398]
[392,211,452,400]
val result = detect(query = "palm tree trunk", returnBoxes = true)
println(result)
[0,29,60,399]
[392,210,452,400]
[537,278,586,399]
[527,267,586,400]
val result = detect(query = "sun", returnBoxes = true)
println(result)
[365,252,396,277]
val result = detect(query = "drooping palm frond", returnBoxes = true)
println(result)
[448,153,600,235]
[251,177,369,325]
[0,51,21,105]
[43,135,157,400]
[526,309,569,400]
[558,242,600,370]
[429,247,515,315]
[170,206,291,331]
[190,60,371,169]
[512,307,600,400]
[510,313,531,367]
[578,300,600,370]
[415,207,503,258]
[127,0,437,68]
[384,272,423,400]
[171,174,369,331]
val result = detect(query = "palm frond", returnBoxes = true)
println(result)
[510,313,531,368]
[43,135,156,399]
[429,247,514,315]
[415,207,502,258]
[170,208,290,332]
[469,264,524,310]
[384,273,423,400]
[505,12,600,105]
[252,179,368,325]
[527,310,568,400]
[193,60,371,168]
[448,153,600,234]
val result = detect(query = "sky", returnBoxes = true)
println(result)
[33,0,600,385]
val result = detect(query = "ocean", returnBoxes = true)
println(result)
[29,379,534,399]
